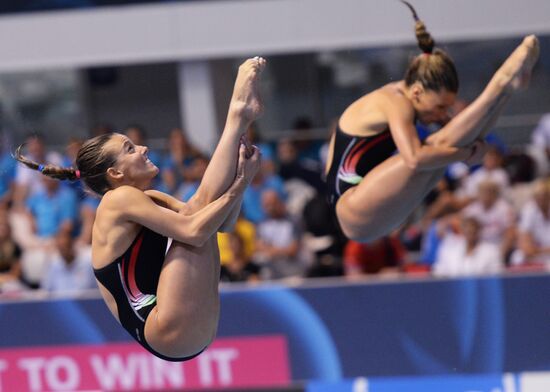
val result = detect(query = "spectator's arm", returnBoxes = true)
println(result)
[517,231,539,259]
[12,183,29,210]
[501,225,517,256]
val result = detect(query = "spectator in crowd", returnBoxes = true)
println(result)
[511,179,550,266]
[242,149,286,224]
[41,230,95,294]
[220,232,261,283]
[276,138,322,219]
[12,133,64,209]
[0,149,16,208]
[254,189,302,279]
[291,116,323,164]
[458,145,510,199]
[175,155,208,202]
[426,146,511,225]
[15,175,79,287]
[302,194,346,278]
[528,113,550,176]
[462,180,517,260]
[77,196,100,245]
[0,207,25,293]
[26,175,78,239]
[246,122,275,169]
[344,233,407,276]
[160,128,202,194]
[217,213,256,267]
[62,138,87,199]
[62,137,83,168]
[433,216,503,277]
[277,137,324,192]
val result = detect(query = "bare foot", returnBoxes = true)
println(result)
[494,35,539,91]
[230,56,267,123]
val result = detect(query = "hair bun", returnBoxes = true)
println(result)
[415,20,435,54]
[401,0,435,54]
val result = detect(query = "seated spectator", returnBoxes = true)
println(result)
[425,143,510,220]
[160,128,202,194]
[12,175,79,287]
[41,230,95,294]
[462,180,517,260]
[77,196,100,245]
[0,149,16,208]
[175,156,208,202]
[242,152,286,224]
[12,133,63,210]
[26,176,78,239]
[254,189,302,279]
[220,232,262,283]
[62,137,86,199]
[344,233,406,276]
[217,214,256,266]
[291,116,323,164]
[276,138,321,219]
[0,208,25,293]
[527,113,550,176]
[433,216,503,277]
[277,138,324,191]
[246,122,275,171]
[511,179,550,267]
[458,145,510,199]
[302,194,345,278]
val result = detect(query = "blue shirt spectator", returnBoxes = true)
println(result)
[242,175,286,224]
[0,152,16,204]
[41,231,95,294]
[26,177,78,238]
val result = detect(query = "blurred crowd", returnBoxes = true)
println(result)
[1,113,550,298]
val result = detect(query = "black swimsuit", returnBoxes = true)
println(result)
[326,123,397,205]
[93,227,203,362]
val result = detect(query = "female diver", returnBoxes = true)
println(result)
[15,57,266,361]
[325,2,539,242]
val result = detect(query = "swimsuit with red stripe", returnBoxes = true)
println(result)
[326,122,397,206]
[93,227,203,361]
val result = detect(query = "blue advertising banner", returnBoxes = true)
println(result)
[1,273,550,383]
[308,374,519,392]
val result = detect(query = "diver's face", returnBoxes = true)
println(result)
[412,87,456,126]
[104,134,159,189]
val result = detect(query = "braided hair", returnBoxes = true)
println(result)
[401,0,459,93]
[14,133,118,196]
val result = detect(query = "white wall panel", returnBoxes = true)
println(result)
[0,0,547,72]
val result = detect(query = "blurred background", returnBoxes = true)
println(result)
[0,0,550,391]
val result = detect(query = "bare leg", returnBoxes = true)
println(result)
[187,58,265,212]
[427,35,538,148]
[143,58,266,358]
[337,154,446,241]
[145,236,221,357]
